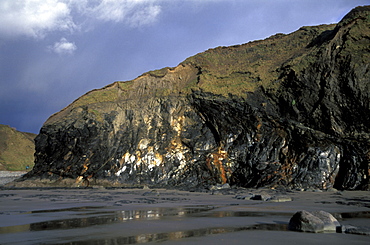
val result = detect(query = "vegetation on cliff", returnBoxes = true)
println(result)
[0,124,36,171]
[21,6,369,190]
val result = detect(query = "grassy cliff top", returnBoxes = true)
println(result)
[181,24,335,96]
[45,5,370,124]
[69,24,335,109]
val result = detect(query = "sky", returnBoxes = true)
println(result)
[0,0,369,134]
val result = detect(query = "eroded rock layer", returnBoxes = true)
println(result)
[25,6,369,190]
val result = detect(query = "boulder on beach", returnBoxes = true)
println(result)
[288,210,340,233]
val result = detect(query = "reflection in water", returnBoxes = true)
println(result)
[340,211,370,219]
[0,224,31,234]
[0,206,368,244]
[0,206,216,234]
[27,206,105,214]
[58,224,288,245]
[196,210,293,218]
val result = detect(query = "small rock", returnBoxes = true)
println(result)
[337,225,354,233]
[234,194,254,200]
[142,190,159,196]
[341,225,370,235]
[211,190,223,195]
[210,183,231,190]
[250,193,271,201]
[269,195,292,202]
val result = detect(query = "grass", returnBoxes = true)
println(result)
[53,18,367,117]
[72,86,119,108]
[0,124,36,171]
[182,24,336,97]
[144,67,173,78]
[66,24,337,106]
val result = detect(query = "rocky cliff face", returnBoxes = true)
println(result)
[24,6,369,190]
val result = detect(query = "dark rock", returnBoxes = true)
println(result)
[234,194,254,200]
[340,225,370,236]
[22,7,370,190]
[268,195,292,202]
[250,193,271,201]
[210,183,231,190]
[142,190,159,196]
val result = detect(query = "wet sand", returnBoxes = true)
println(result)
[0,186,369,244]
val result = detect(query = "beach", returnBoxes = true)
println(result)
[0,179,369,244]
[0,171,27,186]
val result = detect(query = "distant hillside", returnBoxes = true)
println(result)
[0,124,36,171]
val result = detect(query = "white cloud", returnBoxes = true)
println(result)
[0,0,162,39]
[0,0,75,38]
[126,4,161,27]
[50,38,77,54]
[74,0,162,27]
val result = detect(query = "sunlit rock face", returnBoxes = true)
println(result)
[26,6,369,190]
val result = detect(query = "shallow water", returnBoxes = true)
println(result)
[0,206,218,234]
[0,188,369,244]
[1,205,369,244]
[0,205,288,244]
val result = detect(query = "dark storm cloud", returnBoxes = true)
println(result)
[0,0,368,133]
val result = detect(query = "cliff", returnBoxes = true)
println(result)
[0,124,36,171]
[22,6,369,190]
